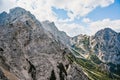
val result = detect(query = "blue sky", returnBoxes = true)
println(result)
[52,0,120,23]
[0,0,120,36]
[52,7,69,20]
[87,0,120,21]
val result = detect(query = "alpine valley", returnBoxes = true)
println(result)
[0,7,120,80]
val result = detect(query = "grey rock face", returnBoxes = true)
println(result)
[71,34,90,54]
[91,28,120,64]
[41,20,71,46]
[0,11,9,25]
[0,69,8,80]
[0,7,88,80]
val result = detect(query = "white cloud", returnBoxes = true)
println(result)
[88,19,120,35]
[51,0,114,21]
[56,23,88,37]
[82,18,91,23]
[0,0,16,13]
[56,18,120,37]
[0,0,114,21]
[16,0,57,21]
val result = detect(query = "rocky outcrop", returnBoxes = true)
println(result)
[91,28,120,64]
[0,69,9,80]
[0,7,89,80]
[41,20,71,46]
[71,34,90,54]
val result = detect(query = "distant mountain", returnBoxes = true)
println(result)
[71,28,120,78]
[0,7,89,80]
[72,28,120,64]
[91,28,120,64]
[41,20,71,46]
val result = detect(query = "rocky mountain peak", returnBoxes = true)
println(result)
[9,7,36,23]
[42,20,57,32]
[41,20,71,45]
[10,7,27,15]
[0,11,8,18]
[0,11,9,25]
[0,7,38,27]
[95,28,117,40]
[97,28,116,33]
[91,28,120,63]
[43,20,55,25]
[0,7,89,80]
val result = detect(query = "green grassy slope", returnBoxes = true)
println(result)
[66,53,120,80]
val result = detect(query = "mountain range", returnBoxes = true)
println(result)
[0,7,120,80]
